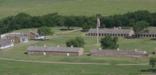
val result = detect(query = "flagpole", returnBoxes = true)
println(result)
[96,15,100,46]
[96,25,99,46]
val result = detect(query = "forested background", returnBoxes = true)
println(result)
[0,10,155,34]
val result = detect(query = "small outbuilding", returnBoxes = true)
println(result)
[7,35,28,44]
[2,33,28,44]
[90,49,148,58]
[27,32,46,40]
[0,39,14,49]
[136,27,156,38]
[27,46,84,56]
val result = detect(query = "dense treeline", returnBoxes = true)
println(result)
[0,10,155,34]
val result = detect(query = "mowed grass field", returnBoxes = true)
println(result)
[0,0,156,18]
[0,60,153,75]
[33,27,156,52]
[0,27,154,63]
[0,27,156,75]
[0,0,156,74]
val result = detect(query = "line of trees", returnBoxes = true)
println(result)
[0,10,156,34]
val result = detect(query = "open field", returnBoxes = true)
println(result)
[0,0,156,18]
[0,27,154,63]
[0,0,156,74]
[35,27,156,52]
[0,60,154,75]
[4,27,156,52]
[1,27,156,75]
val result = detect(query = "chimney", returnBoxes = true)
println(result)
[44,44,47,48]
[114,27,118,30]
[117,48,120,51]
[134,49,138,52]
[113,27,116,29]
[99,48,102,50]
[70,45,74,48]
[57,45,60,48]
[119,27,121,29]
[11,40,14,43]
[144,51,147,54]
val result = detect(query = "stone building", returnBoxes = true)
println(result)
[27,46,84,56]
[0,39,14,49]
[90,49,148,58]
[86,28,135,38]
[136,27,156,38]
[5,33,28,44]
[26,32,46,40]
[86,27,156,38]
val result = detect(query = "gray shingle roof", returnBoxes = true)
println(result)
[0,39,12,47]
[27,46,82,52]
[87,28,133,34]
[91,49,148,57]
[139,27,156,35]
[7,34,27,38]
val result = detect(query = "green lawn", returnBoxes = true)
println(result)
[0,0,156,18]
[1,27,156,75]
[0,60,153,75]
[0,0,156,74]
[0,27,155,64]
[119,38,156,52]
[0,38,148,64]
[10,27,156,52]
[32,27,156,52]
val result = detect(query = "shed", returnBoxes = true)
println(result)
[0,39,14,49]
[5,33,28,44]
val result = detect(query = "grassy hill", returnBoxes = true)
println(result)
[0,0,156,18]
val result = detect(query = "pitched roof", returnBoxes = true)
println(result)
[87,28,133,34]
[8,33,27,37]
[0,39,12,47]
[4,33,28,39]
[27,46,82,52]
[91,49,148,57]
[139,27,156,34]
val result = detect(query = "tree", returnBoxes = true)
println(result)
[30,16,43,27]
[149,57,156,68]
[64,17,76,30]
[66,37,85,47]
[0,11,155,34]
[37,26,54,36]
[100,36,119,49]
[82,24,91,32]
[133,20,149,34]
[12,13,32,29]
